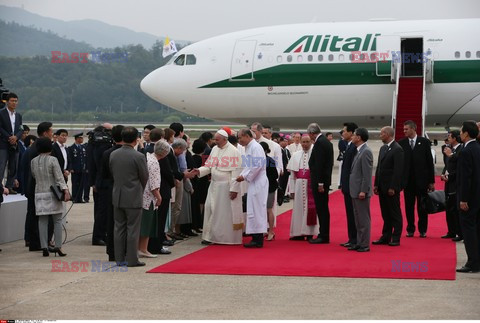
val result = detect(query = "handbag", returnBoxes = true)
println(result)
[421,190,446,214]
[50,185,64,201]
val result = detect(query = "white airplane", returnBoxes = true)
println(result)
[140,19,480,131]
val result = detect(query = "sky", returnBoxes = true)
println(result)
[1,0,479,41]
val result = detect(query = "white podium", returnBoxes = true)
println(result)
[0,194,28,244]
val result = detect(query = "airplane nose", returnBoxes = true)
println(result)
[140,70,159,101]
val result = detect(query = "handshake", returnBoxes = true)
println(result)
[184,168,200,179]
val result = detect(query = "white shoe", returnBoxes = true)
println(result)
[138,250,158,258]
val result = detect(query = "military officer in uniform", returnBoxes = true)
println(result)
[69,132,87,203]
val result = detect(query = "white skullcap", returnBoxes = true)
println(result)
[216,129,229,138]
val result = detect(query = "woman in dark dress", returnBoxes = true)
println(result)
[191,139,208,233]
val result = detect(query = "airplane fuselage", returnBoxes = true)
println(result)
[141,19,480,128]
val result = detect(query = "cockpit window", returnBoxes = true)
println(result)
[186,54,196,65]
[174,54,186,66]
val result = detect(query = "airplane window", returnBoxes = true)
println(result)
[328,54,334,61]
[477,51,480,58]
[277,55,283,63]
[318,54,323,62]
[297,55,303,62]
[465,51,471,59]
[186,54,197,65]
[287,55,293,62]
[167,55,177,65]
[454,51,460,58]
[174,54,186,65]
[308,55,313,62]
[339,54,345,62]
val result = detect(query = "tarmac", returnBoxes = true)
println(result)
[1,140,479,320]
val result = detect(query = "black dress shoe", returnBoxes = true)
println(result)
[406,232,414,237]
[347,245,359,251]
[456,266,479,273]
[159,248,171,255]
[163,240,175,246]
[441,234,455,239]
[308,237,329,244]
[388,241,400,246]
[419,233,427,238]
[372,239,389,245]
[290,236,305,241]
[452,237,463,242]
[128,261,146,267]
[340,242,352,247]
[201,240,212,245]
[243,241,263,248]
[92,240,106,246]
[356,247,370,252]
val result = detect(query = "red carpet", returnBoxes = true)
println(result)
[148,178,456,280]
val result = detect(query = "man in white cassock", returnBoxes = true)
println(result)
[196,130,243,245]
[236,128,268,248]
[287,135,319,240]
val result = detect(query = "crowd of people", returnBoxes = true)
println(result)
[1,92,480,272]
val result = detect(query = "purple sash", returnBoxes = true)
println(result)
[294,169,317,226]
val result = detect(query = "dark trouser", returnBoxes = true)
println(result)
[251,233,264,245]
[71,172,84,202]
[0,149,18,188]
[459,206,480,269]
[191,189,203,230]
[446,194,462,238]
[92,190,106,243]
[99,187,114,258]
[404,185,428,234]
[312,186,330,241]
[148,196,170,254]
[278,171,290,195]
[83,173,90,201]
[342,192,357,244]
[26,197,40,250]
[379,191,403,242]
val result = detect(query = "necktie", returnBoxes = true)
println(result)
[410,139,415,150]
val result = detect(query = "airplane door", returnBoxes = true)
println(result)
[230,40,257,81]
[376,35,400,81]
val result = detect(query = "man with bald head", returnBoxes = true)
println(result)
[196,130,243,245]
[373,126,405,246]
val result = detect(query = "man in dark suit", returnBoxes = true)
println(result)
[307,123,334,244]
[0,93,23,194]
[456,121,480,273]
[339,122,358,248]
[278,136,291,204]
[97,125,124,261]
[441,130,463,241]
[52,129,72,183]
[374,126,404,246]
[69,133,87,203]
[398,120,435,238]
[109,126,148,267]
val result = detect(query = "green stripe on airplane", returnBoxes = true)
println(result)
[200,60,480,88]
